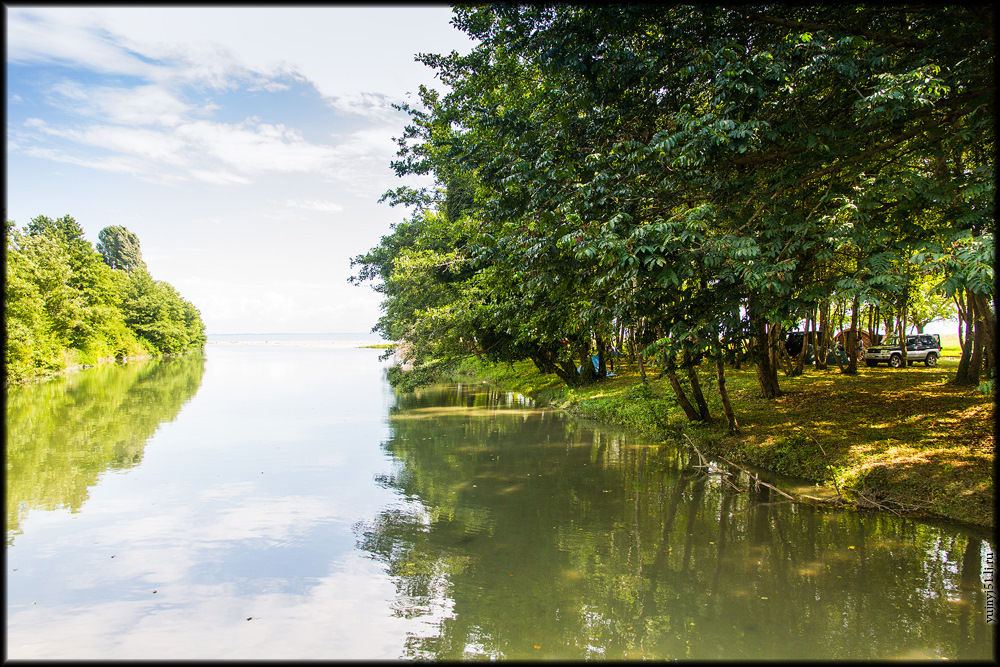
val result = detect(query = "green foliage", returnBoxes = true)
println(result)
[120,269,205,354]
[96,225,146,272]
[570,383,674,437]
[5,217,205,383]
[353,4,994,400]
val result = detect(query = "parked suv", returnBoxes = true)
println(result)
[864,333,941,368]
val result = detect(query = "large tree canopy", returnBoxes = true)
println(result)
[352,4,994,407]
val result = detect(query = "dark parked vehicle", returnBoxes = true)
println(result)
[784,330,847,365]
[784,331,808,358]
[864,333,941,368]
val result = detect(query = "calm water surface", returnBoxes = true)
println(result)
[5,341,995,659]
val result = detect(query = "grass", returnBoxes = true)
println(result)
[452,333,994,528]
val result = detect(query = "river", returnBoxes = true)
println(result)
[5,337,995,659]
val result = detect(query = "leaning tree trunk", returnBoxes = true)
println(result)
[665,357,701,421]
[685,359,711,422]
[531,350,581,387]
[716,356,739,435]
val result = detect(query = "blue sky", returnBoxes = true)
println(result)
[6,6,474,334]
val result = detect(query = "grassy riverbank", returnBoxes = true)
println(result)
[450,335,994,529]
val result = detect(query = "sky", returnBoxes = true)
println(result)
[6,5,475,334]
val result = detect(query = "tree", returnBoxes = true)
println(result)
[5,221,64,378]
[120,268,203,355]
[97,225,146,272]
[6,216,204,381]
[356,4,993,406]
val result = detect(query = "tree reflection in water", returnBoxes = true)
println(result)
[356,383,994,660]
[6,353,206,542]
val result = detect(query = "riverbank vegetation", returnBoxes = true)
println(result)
[350,7,993,524]
[5,215,206,384]
[451,336,993,528]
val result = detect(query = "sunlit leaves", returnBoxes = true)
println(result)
[5,218,205,381]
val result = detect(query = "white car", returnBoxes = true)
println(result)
[864,334,941,368]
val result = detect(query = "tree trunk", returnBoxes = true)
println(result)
[971,293,995,376]
[900,288,909,366]
[596,332,608,379]
[531,350,581,387]
[808,308,819,368]
[716,355,739,435]
[665,358,700,421]
[953,290,975,384]
[793,310,812,376]
[615,322,625,363]
[751,319,781,398]
[685,361,711,422]
[579,337,597,382]
[815,300,830,370]
[968,321,984,385]
[769,323,782,389]
[843,295,860,374]
[631,332,647,384]
[955,294,968,352]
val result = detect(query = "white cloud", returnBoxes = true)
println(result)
[49,82,195,127]
[175,119,336,174]
[16,115,397,187]
[7,6,465,189]
[6,8,164,78]
[22,145,154,176]
[325,91,404,123]
[282,199,344,214]
[6,6,473,333]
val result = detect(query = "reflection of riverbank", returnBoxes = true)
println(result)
[360,382,995,660]
[5,353,206,542]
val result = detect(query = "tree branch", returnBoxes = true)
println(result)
[733,9,929,49]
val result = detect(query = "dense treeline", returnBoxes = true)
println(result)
[5,215,206,383]
[351,5,994,429]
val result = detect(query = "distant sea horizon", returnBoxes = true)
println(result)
[205,332,388,344]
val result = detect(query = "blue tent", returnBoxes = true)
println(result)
[577,354,615,377]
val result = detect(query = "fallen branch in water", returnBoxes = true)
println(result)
[684,435,799,501]
[684,435,745,492]
[851,487,934,515]
[680,435,940,517]
[682,434,854,509]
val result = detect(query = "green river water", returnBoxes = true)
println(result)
[5,340,995,659]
